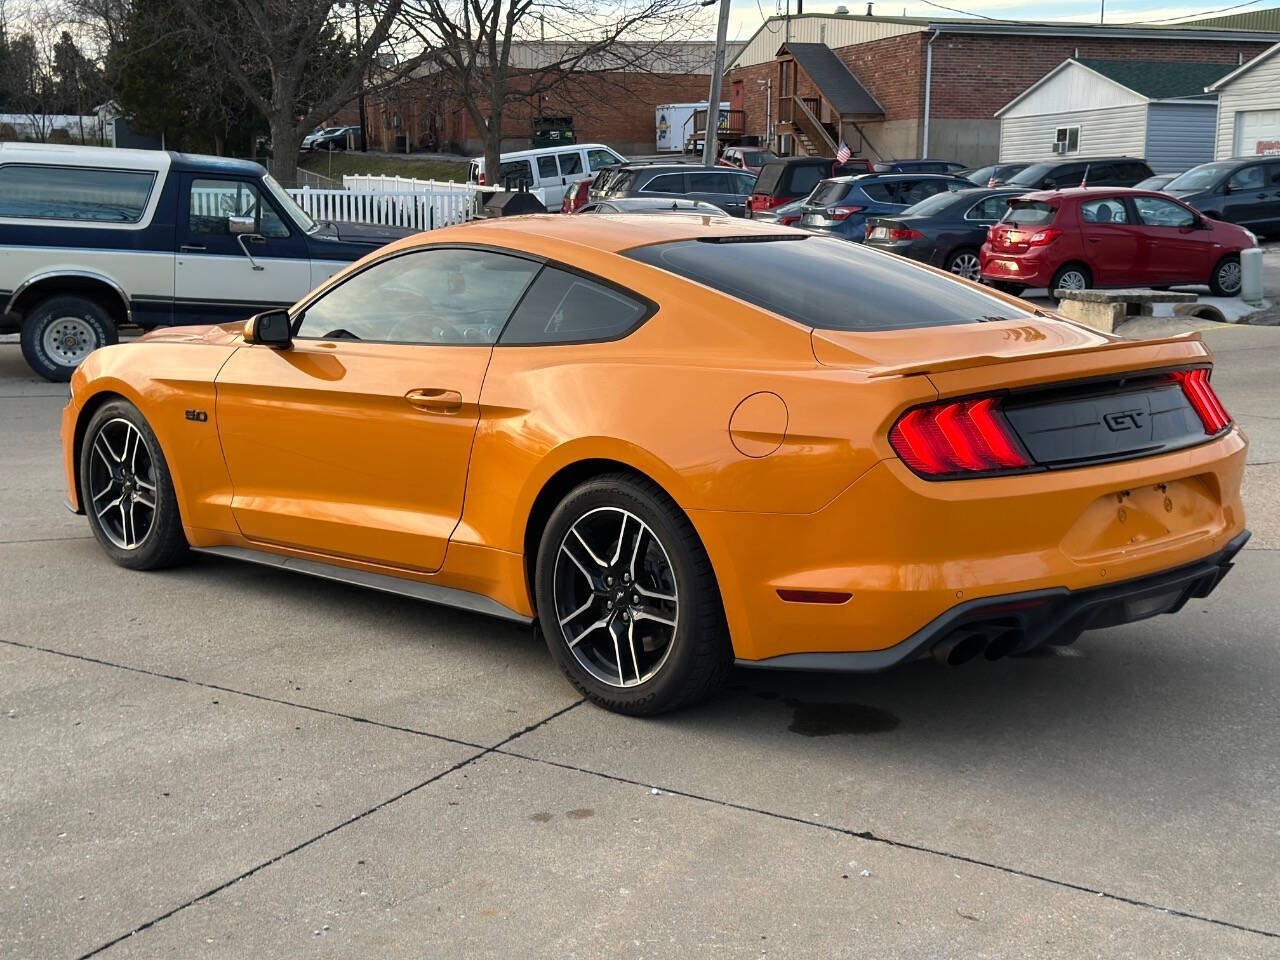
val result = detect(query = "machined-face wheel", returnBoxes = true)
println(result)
[1055,268,1089,291]
[948,251,982,281]
[87,417,158,550]
[1215,259,1242,295]
[552,506,679,688]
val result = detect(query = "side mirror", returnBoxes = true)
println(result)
[243,309,292,349]
[228,214,255,235]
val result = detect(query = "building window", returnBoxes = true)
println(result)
[1054,126,1080,154]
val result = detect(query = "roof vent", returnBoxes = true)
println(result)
[834,4,849,12]
[864,2,872,14]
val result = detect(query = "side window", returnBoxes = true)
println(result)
[731,172,757,194]
[1044,164,1085,188]
[295,249,540,345]
[1133,195,1196,227]
[499,267,650,345]
[189,179,288,238]
[641,173,685,194]
[1267,163,1280,186]
[537,155,558,179]
[557,152,584,176]
[0,164,155,223]
[860,182,896,203]
[787,165,824,196]
[1228,165,1264,190]
[498,159,533,187]
[687,171,735,194]
[1080,198,1129,224]
[967,195,1011,220]
[587,149,620,172]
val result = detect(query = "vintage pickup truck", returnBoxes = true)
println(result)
[0,143,413,380]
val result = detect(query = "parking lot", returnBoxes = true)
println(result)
[2,320,1278,958]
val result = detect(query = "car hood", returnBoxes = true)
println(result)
[138,322,247,345]
[810,314,1207,376]
[314,221,419,244]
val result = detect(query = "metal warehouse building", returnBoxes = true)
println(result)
[996,59,1233,173]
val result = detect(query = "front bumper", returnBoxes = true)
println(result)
[739,529,1250,672]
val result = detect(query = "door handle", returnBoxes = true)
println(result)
[180,243,207,252]
[405,388,464,414]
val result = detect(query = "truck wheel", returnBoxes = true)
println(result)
[20,295,117,382]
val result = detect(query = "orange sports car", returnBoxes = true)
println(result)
[60,214,1249,715]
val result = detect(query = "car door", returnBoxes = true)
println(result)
[686,170,748,215]
[1078,196,1149,285]
[1258,162,1280,232]
[213,246,542,572]
[1130,194,1210,285]
[1221,163,1267,228]
[548,150,586,209]
[174,174,313,324]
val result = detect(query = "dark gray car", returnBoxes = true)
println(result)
[1163,157,1280,237]
[601,163,757,217]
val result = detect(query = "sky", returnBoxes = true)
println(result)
[716,0,1280,41]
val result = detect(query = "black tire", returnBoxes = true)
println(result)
[1051,263,1092,293]
[20,295,117,382]
[943,247,982,282]
[535,473,731,715]
[79,400,189,570]
[1208,254,1242,297]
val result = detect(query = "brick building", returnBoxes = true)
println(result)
[360,41,742,156]
[725,13,1280,166]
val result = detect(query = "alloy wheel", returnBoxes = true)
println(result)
[1217,260,1242,295]
[949,252,981,282]
[42,316,97,367]
[88,418,157,550]
[552,506,679,688]
[1057,270,1088,291]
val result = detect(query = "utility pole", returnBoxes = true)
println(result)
[701,0,732,166]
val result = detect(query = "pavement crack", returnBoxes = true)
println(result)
[73,697,584,959]
[492,747,1279,942]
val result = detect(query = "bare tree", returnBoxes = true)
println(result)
[399,0,704,185]
[174,0,418,183]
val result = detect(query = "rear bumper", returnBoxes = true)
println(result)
[739,529,1250,672]
[979,248,1056,287]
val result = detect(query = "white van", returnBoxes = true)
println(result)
[467,143,627,209]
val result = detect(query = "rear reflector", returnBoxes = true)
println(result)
[890,396,1032,477]
[777,589,852,604]
[1173,368,1231,434]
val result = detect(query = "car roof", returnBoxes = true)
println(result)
[826,172,969,184]
[473,143,615,162]
[1015,187,1170,201]
[0,142,270,178]
[380,212,792,259]
[1029,156,1146,166]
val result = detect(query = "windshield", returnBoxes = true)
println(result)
[262,173,318,233]
[627,235,1032,332]
[1007,163,1056,187]
[1165,162,1236,191]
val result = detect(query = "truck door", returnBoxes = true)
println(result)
[173,173,313,324]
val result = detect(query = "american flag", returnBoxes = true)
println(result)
[836,141,851,163]
[1080,164,1090,188]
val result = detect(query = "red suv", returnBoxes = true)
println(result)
[980,188,1255,296]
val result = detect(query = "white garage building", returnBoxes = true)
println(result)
[1206,40,1280,158]
[996,58,1233,173]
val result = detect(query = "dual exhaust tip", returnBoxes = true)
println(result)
[932,625,1024,666]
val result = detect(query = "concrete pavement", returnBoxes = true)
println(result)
[1,325,1277,958]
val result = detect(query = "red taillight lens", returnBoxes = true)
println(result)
[887,227,924,239]
[827,205,865,221]
[751,194,786,211]
[889,396,1032,477]
[477,172,486,185]
[1027,228,1062,246]
[1173,368,1231,434]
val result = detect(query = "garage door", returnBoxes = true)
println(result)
[1235,109,1280,156]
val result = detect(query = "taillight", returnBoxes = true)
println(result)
[882,227,925,239]
[477,172,487,185]
[827,205,865,221]
[1027,228,1062,246]
[889,396,1032,477]
[751,194,786,211]
[1173,368,1231,434]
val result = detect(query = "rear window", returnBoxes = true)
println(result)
[627,235,1032,332]
[1007,163,1057,187]
[743,151,774,166]
[1003,200,1056,226]
[0,164,155,223]
[784,164,826,196]
[903,190,962,217]
[753,163,785,194]
[809,180,851,206]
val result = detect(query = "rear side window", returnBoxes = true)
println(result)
[0,164,155,223]
[785,164,825,196]
[641,173,685,194]
[688,171,736,194]
[627,236,1032,332]
[966,194,1012,220]
[860,182,897,203]
[1004,200,1056,226]
[809,180,850,206]
[1080,198,1129,224]
[754,164,784,194]
[499,267,651,345]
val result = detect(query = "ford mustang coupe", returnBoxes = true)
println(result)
[60,214,1249,715]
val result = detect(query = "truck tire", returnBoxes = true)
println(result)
[20,295,118,382]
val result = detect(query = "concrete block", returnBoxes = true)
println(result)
[1058,299,1126,333]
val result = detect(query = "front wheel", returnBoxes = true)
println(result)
[79,400,189,570]
[21,295,117,382]
[1209,254,1242,297]
[535,474,731,715]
